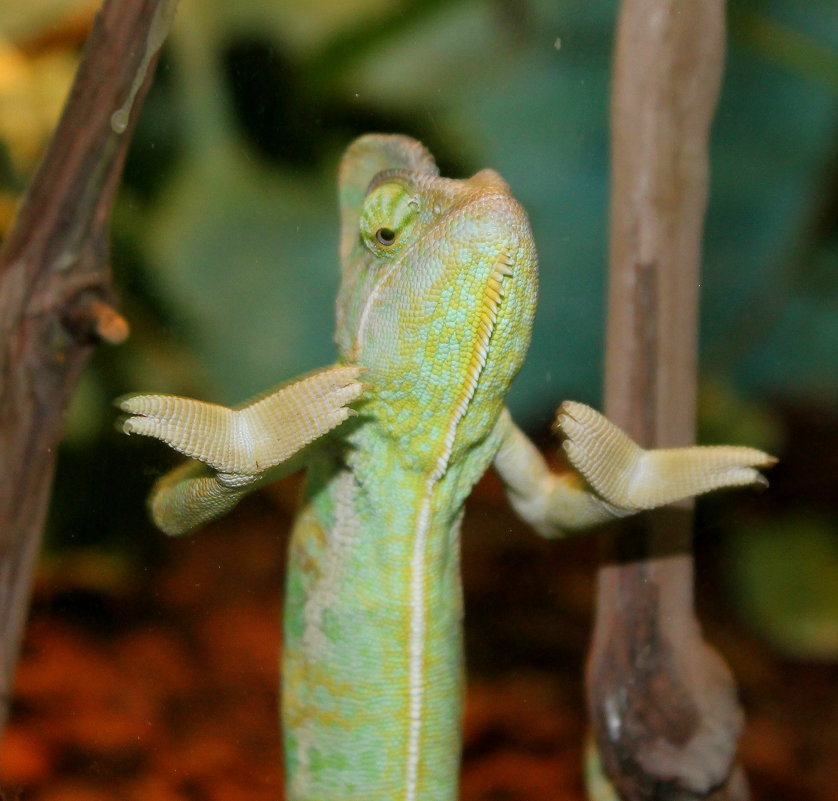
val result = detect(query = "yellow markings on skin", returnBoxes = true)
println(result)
[300,469,358,655]
[295,468,360,794]
[431,248,514,466]
[353,190,511,360]
[404,248,515,801]
[284,653,358,800]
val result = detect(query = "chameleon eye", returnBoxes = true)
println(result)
[375,227,397,247]
[359,180,417,256]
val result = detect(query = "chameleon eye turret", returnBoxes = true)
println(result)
[359,179,418,258]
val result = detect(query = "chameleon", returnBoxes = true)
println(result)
[119,134,774,801]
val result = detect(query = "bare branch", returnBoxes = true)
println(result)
[0,0,178,733]
[587,1,748,799]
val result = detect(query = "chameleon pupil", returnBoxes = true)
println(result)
[375,227,396,246]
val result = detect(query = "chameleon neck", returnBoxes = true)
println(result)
[281,432,494,801]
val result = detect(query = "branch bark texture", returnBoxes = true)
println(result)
[587,1,748,799]
[0,0,178,733]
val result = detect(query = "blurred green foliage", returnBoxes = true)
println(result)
[107,0,838,424]
[1,0,836,658]
[728,514,838,661]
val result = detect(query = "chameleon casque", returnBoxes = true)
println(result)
[120,134,773,801]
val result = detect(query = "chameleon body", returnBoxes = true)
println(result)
[120,135,773,801]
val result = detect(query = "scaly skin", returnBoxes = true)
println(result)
[120,134,774,801]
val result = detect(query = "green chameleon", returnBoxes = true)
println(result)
[119,134,773,801]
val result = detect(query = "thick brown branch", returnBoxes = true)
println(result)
[0,0,178,733]
[587,1,747,800]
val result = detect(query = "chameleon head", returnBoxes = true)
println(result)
[336,138,538,470]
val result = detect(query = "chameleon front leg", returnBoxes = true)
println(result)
[142,460,257,537]
[493,402,774,537]
[119,365,363,535]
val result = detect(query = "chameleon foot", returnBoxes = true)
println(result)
[119,365,363,475]
[555,401,775,511]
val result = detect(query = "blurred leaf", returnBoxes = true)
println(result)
[732,0,838,86]
[339,0,503,109]
[728,514,838,661]
[144,142,340,403]
[0,0,93,41]
[0,40,78,174]
[698,378,784,453]
[175,0,405,60]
